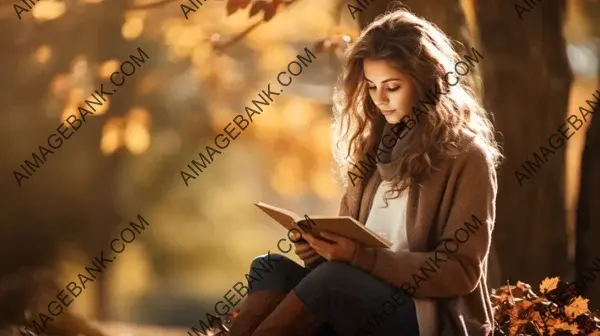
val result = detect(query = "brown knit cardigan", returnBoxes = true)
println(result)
[339,123,498,336]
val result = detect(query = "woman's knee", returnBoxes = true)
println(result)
[295,261,361,295]
[249,252,294,275]
[248,252,306,293]
[306,261,358,284]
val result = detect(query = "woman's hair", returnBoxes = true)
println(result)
[332,4,503,196]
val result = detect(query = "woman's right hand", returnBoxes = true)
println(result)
[291,231,322,266]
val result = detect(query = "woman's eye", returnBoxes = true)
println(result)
[367,86,376,91]
[387,86,400,92]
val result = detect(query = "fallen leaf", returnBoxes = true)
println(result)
[540,277,560,294]
[553,320,580,333]
[564,296,589,320]
[492,278,600,335]
[226,0,252,15]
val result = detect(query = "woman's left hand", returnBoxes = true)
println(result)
[304,231,358,263]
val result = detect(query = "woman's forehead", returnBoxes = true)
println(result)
[363,59,407,82]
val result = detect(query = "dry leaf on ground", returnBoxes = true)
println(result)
[492,277,600,335]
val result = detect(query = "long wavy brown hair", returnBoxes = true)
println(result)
[332,4,503,196]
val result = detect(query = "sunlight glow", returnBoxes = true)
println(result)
[125,122,150,155]
[270,155,305,197]
[122,17,145,40]
[50,73,71,97]
[98,60,121,79]
[34,45,52,65]
[310,169,339,200]
[125,107,151,155]
[32,0,66,21]
[101,117,124,155]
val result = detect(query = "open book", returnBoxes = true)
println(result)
[254,202,392,248]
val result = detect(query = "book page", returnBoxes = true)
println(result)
[297,216,392,248]
[254,202,302,232]
[255,203,391,248]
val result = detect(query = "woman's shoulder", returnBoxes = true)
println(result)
[438,136,497,177]
[422,137,498,196]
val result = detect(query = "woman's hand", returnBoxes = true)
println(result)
[304,231,358,263]
[291,231,322,265]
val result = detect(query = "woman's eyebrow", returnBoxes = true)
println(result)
[364,77,402,84]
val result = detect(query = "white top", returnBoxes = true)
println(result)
[364,180,437,336]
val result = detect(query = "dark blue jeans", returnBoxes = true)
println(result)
[247,253,420,336]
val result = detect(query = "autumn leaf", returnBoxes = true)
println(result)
[496,292,512,303]
[506,306,520,320]
[531,297,545,304]
[553,321,580,333]
[493,279,600,335]
[518,300,533,311]
[516,281,532,291]
[509,281,532,298]
[508,324,520,335]
[510,286,526,298]
[226,0,252,15]
[564,296,589,320]
[527,310,546,329]
[540,276,560,294]
[248,1,261,16]
[247,0,286,21]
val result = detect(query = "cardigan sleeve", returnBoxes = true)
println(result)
[350,146,497,298]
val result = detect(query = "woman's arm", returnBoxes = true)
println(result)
[350,147,497,298]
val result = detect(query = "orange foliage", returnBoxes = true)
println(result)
[493,278,600,335]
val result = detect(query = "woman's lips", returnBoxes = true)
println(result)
[381,109,395,115]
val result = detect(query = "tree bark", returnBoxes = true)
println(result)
[0,0,128,324]
[91,0,143,319]
[475,0,572,284]
[575,0,600,311]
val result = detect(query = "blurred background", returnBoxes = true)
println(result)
[0,0,599,334]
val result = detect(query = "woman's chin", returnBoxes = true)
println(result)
[383,114,403,124]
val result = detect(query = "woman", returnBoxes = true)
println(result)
[227,5,501,336]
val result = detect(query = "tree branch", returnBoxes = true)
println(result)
[126,0,178,11]
[212,19,262,52]
[211,0,301,52]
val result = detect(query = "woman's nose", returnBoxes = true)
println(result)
[373,89,388,106]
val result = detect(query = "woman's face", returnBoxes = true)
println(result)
[363,59,417,124]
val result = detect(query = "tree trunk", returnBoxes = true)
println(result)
[475,0,572,285]
[575,62,600,311]
[0,0,131,325]
[575,0,600,311]
[91,0,144,319]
